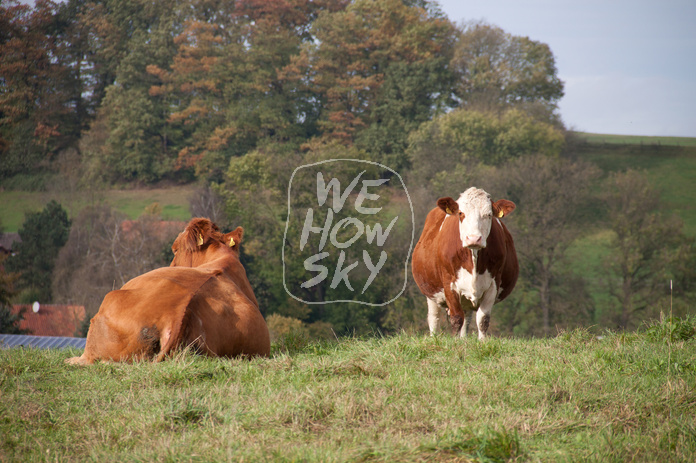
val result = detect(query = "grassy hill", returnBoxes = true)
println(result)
[571,132,696,236]
[1,321,695,461]
[2,132,694,235]
[0,185,195,234]
[573,132,696,148]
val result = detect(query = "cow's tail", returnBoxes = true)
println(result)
[155,308,192,362]
[154,274,215,362]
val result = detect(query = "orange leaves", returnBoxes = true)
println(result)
[34,122,61,141]
[308,0,456,142]
[168,103,209,125]
[206,126,239,152]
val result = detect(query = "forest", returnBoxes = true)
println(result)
[1,0,695,338]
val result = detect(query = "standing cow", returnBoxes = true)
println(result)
[66,218,270,365]
[411,187,518,339]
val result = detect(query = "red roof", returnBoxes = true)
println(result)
[12,304,86,337]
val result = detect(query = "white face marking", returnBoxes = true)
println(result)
[456,187,493,249]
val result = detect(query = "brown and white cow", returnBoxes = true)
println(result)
[411,187,518,339]
[66,218,270,365]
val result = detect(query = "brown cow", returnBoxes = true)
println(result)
[66,218,270,365]
[411,187,518,339]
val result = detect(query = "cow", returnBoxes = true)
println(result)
[411,187,518,339]
[66,218,270,365]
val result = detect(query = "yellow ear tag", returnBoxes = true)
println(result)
[197,234,204,246]
[446,207,453,215]
[229,237,236,247]
[497,210,504,218]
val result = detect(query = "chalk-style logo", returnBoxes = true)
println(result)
[283,159,414,305]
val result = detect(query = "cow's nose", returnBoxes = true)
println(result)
[466,235,482,247]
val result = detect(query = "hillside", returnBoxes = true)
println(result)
[571,132,696,235]
[1,321,695,461]
[2,133,695,235]
[0,186,195,234]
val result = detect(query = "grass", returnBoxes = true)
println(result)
[2,323,695,462]
[0,186,195,233]
[573,132,696,147]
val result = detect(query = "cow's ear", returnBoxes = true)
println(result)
[224,226,244,249]
[493,199,515,218]
[437,197,459,215]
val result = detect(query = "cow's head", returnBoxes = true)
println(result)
[437,187,515,250]
[171,218,244,267]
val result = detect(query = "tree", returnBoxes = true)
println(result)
[0,229,26,333]
[5,200,71,302]
[0,283,27,334]
[451,22,564,119]
[78,0,182,182]
[302,0,457,169]
[146,0,344,181]
[0,0,86,180]
[475,155,600,337]
[602,170,689,329]
[407,107,565,177]
[220,141,414,336]
[52,203,181,316]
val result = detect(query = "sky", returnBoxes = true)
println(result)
[436,0,696,137]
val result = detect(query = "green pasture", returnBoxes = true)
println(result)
[1,323,695,462]
[576,141,696,236]
[574,131,696,147]
[0,186,195,233]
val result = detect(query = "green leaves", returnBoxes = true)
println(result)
[452,22,564,114]
[5,200,71,302]
[409,107,565,168]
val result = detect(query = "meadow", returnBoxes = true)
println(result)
[0,186,195,234]
[573,132,696,148]
[574,137,696,235]
[2,318,695,462]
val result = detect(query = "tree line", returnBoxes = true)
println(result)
[1,0,563,183]
[1,0,693,337]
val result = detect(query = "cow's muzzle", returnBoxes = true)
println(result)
[465,235,483,249]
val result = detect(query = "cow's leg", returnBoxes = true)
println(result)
[461,310,473,338]
[426,297,442,335]
[443,286,465,335]
[476,284,498,340]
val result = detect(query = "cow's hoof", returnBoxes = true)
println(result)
[450,316,464,335]
[65,356,90,366]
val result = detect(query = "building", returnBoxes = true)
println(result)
[11,303,86,337]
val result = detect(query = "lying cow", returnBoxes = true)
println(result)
[411,187,518,339]
[66,218,270,365]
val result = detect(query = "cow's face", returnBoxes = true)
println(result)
[437,188,515,250]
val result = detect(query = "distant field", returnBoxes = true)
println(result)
[575,139,696,236]
[3,133,695,238]
[0,186,195,233]
[574,131,696,147]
